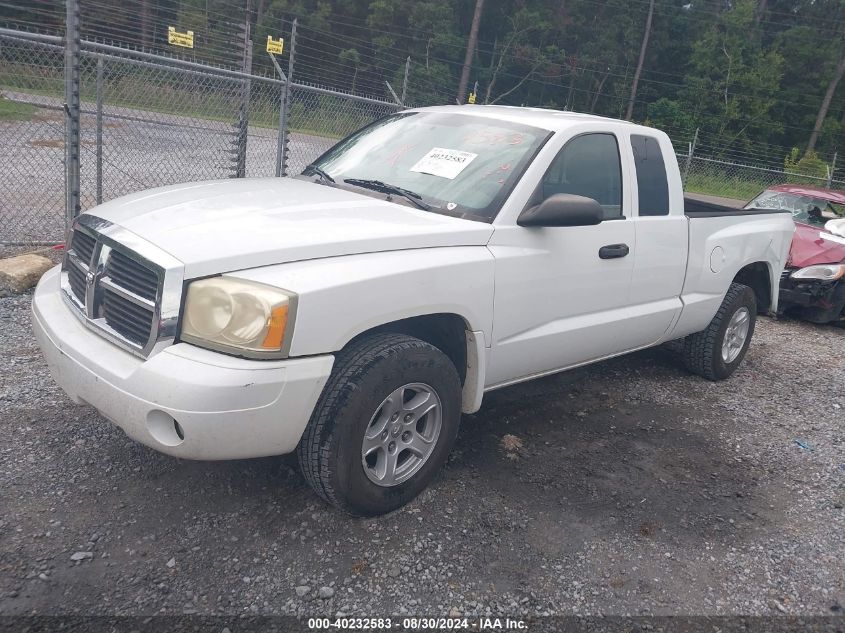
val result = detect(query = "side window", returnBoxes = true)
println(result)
[541,133,623,219]
[631,134,669,216]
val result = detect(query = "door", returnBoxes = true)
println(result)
[627,133,688,345]
[486,132,638,388]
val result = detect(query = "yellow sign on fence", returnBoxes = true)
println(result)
[467,91,477,104]
[168,27,194,49]
[266,35,284,55]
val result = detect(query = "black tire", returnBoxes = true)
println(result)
[683,282,757,381]
[297,333,462,516]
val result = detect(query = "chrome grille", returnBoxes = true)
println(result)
[60,215,183,358]
[71,230,96,266]
[107,250,159,301]
[102,290,155,345]
[66,257,87,303]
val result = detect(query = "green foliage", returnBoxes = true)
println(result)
[679,0,785,152]
[645,98,696,140]
[784,148,830,183]
[4,0,844,156]
[684,169,775,201]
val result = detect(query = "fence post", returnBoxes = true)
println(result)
[95,55,104,204]
[683,127,699,185]
[64,0,81,223]
[237,48,253,178]
[401,56,410,106]
[234,20,252,179]
[276,18,296,177]
[827,152,837,189]
[273,67,288,178]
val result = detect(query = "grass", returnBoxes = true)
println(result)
[683,174,766,202]
[0,80,351,140]
[0,96,37,121]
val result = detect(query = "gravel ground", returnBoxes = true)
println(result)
[0,289,843,618]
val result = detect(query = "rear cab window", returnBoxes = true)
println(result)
[631,134,669,216]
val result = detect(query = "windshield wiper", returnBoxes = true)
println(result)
[302,164,336,185]
[343,178,431,211]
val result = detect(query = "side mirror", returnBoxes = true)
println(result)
[517,194,604,227]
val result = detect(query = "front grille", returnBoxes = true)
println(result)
[66,259,87,303]
[60,218,178,357]
[71,230,96,264]
[107,250,159,302]
[102,289,155,345]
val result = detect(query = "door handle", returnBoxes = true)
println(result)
[598,243,630,259]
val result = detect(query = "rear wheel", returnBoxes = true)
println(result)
[297,333,461,516]
[683,282,757,381]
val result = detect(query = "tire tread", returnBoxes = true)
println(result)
[683,282,755,381]
[297,333,457,515]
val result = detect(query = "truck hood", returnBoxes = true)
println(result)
[84,178,494,277]
[788,221,845,268]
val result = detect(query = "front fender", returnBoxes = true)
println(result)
[225,247,495,357]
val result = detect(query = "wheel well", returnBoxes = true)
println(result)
[348,314,469,385]
[733,262,771,313]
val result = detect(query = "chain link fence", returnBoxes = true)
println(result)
[2,22,843,248]
[0,32,67,246]
[286,84,403,174]
[0,25,402,248]
[680,155,844,202]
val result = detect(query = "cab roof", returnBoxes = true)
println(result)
[407,104,663,136]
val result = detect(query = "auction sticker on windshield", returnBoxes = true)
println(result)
[410,147,478,179]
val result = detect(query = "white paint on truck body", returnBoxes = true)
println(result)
[32,105,794,458]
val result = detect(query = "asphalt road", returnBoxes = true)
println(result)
[1,289,843,618]
[0,93,334,249]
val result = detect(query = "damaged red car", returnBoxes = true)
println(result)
[745,184,845,325]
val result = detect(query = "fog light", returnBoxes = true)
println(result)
[146,410,185,447]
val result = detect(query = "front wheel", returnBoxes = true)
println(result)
[683,282,757,381]
[297,333,462,516]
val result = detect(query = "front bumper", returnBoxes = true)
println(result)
[32,266,334,460]
[778,270,845,324]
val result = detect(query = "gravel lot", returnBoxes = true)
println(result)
[0,289,843,618]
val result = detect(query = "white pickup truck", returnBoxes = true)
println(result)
[33,105,793,515]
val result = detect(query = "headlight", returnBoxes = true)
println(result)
[181,277,295,358]
[790,264,845,281]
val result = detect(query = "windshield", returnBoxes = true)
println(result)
[301,112,550,221]
[745,190,843,227]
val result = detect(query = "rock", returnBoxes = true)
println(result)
[70,551,93,561]
[388,566,401,578]
[166,557,176,568]
[319,586,335,599]
[0,254,54,294]
[448,607,461,618]
[295,585,311,597]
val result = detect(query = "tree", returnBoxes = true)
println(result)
[807,41,845,153]
[339,48,362,93]
[457,0,485,104]
[625,0,654,120]
[679,0,784,153]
